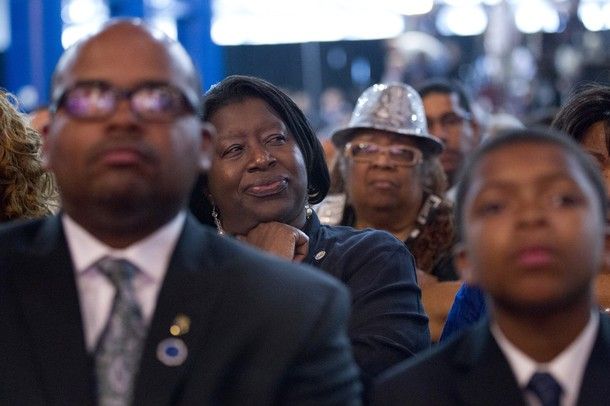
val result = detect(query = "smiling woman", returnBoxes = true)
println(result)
[190,75,431,384]
[204,96,309,235]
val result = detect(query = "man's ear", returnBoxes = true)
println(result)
[454,243,476,284]
[198,122,215,171]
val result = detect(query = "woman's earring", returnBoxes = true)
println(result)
[305,203,313,219]
[211,204,225,235]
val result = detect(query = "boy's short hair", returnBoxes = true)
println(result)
[454,127,608,241]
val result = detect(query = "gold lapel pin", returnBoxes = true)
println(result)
[169,313,191,337]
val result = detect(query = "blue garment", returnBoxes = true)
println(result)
[439,283,487,342]
[303,212,431,380]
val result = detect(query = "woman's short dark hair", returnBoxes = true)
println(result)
[551,83,610,142]
[454,127,608,241]
[204,75,330,204]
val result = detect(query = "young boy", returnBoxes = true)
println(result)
[373,128,610,406]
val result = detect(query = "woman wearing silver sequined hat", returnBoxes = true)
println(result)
[328,83,460,341]
[190,75,430,384]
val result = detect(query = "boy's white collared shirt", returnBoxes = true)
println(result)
[492,311,599,406]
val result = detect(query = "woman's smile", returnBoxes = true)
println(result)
[244,177,289,197]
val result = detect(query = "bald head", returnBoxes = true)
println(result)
[43,18,212,247]
[51,19,202,107]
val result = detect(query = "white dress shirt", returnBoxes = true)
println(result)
[62,212,186,352]
[492,311,599,406]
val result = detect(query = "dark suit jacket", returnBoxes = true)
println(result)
[373,315,610,405]
[0,215,362,405]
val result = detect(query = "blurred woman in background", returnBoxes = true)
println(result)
[324,83,461,341]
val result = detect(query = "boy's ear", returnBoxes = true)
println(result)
[454,243,476,284]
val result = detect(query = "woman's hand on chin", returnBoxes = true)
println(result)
[237,221,309,262]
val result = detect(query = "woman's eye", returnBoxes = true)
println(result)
[222,144,244,158]
[266,134,287,146]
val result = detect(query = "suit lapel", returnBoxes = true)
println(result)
[449,314,610,406]
[452,321,527,406]
[14,216,94,405]
[577,313,610,405]
[133,216,227,404]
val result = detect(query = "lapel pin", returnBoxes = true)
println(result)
[169,313,191,336]
[314,250,326,261]
[157,337,188,367]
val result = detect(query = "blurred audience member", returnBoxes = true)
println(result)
[552,83,610,192]
[418,79,481,197]
[191,75,430,383]
[318,87,352,139]
[0,91,56,221]
[374,128,610,406]
[317,87,352,167]
[442,84,610,342]
[553,83,610,311]
[326,83,460,341]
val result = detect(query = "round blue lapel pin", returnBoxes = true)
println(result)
[157,338,188,367]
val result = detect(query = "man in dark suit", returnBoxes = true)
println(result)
[0,19,361,405]
[373,128,610,405]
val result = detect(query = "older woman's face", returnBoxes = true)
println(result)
[581,120,610,194]
[207,97,308,234]
[344,130,424,213]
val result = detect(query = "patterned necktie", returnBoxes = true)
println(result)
[95,257,146,406]
[526,372,563,406]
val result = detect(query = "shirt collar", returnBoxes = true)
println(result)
[492,311,599,402]
[62,211,186,282]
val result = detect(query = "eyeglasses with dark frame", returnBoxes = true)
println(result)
[50,80,201,122]
[344,142,423,167]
